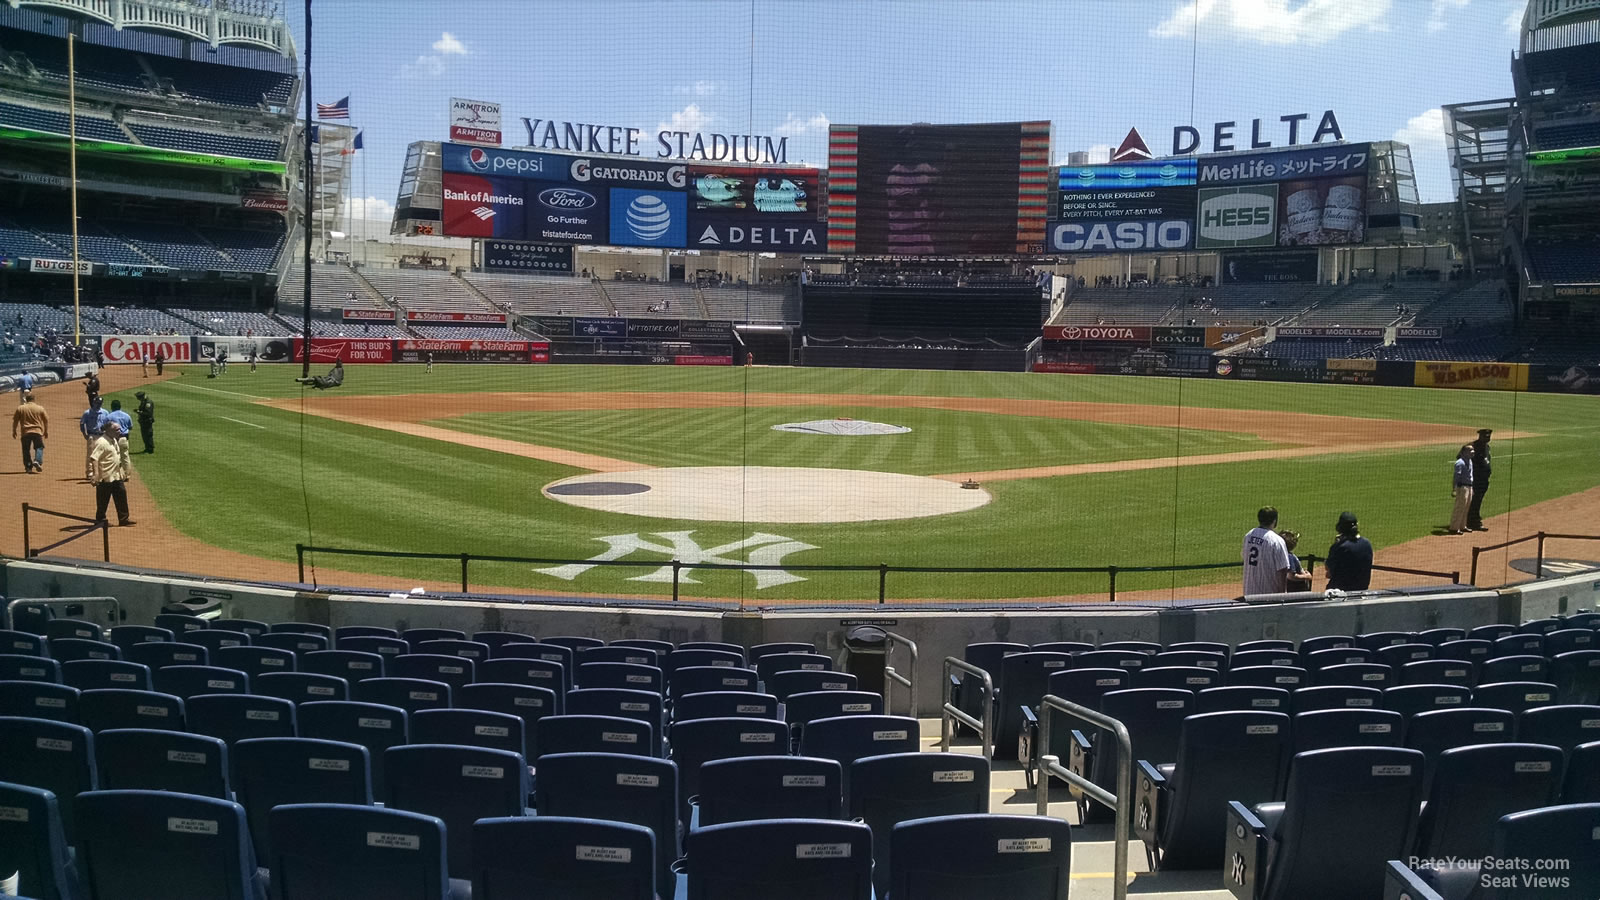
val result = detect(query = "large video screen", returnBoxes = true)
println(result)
[827,122,1048,255]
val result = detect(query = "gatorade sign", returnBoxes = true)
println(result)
[1195,185,1279,249]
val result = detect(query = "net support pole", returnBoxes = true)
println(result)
[68,33,81,346]
[300,0,313,377]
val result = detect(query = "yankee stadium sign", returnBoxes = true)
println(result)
[521,117,789,163]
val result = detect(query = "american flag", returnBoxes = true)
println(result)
[316,96,349,120]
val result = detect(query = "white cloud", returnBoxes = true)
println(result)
[401,55,444,78]
[658,103,714,135]
[1394,107,1455,202]
[345,195,395,222]
[773,112,830,136]
[1428,0,1471,31]
[1153,0,1392,45]
[432,32,468,55]
[675,80,718,96]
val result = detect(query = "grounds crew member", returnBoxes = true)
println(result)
[154,347,165,375]
[1467,428,1492,532]
[84,369,100,401]
[12,391,47,474]
[296,359,344,390]
[90,420,133,526]
[79,395,107,481]
[135,392,155,454]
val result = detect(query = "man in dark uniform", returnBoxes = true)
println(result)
[135,391,155,454]
[1467,428,1492,531]
[84,369,100,401]
[154,348,165,375]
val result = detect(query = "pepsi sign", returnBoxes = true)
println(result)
[441,142,568,178]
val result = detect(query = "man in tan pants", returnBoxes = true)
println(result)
[1449,444,1475,535]
[12,391,48,474]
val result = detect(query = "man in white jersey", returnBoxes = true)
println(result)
[1242,506,1291,595]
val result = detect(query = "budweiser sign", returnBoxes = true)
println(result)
[1044,325,1151,342]
[241,192,289,211]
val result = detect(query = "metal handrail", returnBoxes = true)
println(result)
[939,656,993,759]
[2,596,121,632]
[882,631,918,717]
[1036,694,1133,900]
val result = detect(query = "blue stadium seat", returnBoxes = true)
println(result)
[213,645,297,679]
[612,638,676,656]
[1029,667,1133,783]
[1196,686,1289,714]
[0,781,78,900]
[385,744,530,879]
[1290,708,1404,755]
[754,652,834,686]
[43,620,102,643]
[1518,704,1600,750]
[748,642,816,662]
[532,751,679,890]
[1226,665,1307,690]
[1387,803,1600,899]
[187,630,253,655]
[1152,649,1228,671]
[297,701,408,805]
[74,790,261,900]
[1073,688,1191,825]
[798,715,919,796]
[1134,665,1221,691]
[1137,711,1291,870]
[1355,631,1413,651]
[255,632,329,658]
[94,728,229,798]
[152,614,208,638]
[567,688,663,753]
[400,628,466,647]
[849,751,989,897]
[231,737,371,863]
[126,642,208,671]
[267,803,448,900]
[670,717,787,821]
[1480,655,1549,684]
[1384,684,1473,720]
[0,655,60,683]
[333,626,400,642]
[1552,650,1600,704]
[669,666,757,702]
[1472,681,1557,714]
[107,626,173,653]
[675,641,745,660]
[1470,625,1516,642]
[78,688,184,732]
[0,630,46,656]
[696,755,843,827]
[1437,638,1493,662]
[411,708,526,757]
[1546,628,1598,657]
[0,681,79,725]
[955,642,1024,730]
[767,669,858,701]
[1295,635,1355,659]
[1405,707,1516,787]
[1223,746,1425,900]
[1376,643,1435,668]
[185,693,296,745]
[389,654,474,693]
[456,682,557,758]
[1492,633,1545,657]
[663,649,745,684]
[45,639,120,663]
[994,652,1074,761]
[673,691,779,722]
[1229,650,1300,669]
[889,813,1073,900]
[476,658,566,706]
[211,619,268,638]
[495,643,574,694]
[1412,743,1564,860]
[581,645,662,667]
[269,623,333,640]
[1313,662,1394,689]
[1074,650,1151,672]
[1288,684,1381,714]
[472,816,655,900]
[1402,659,1478,687]
[536,714,654,760]
[0,717,96,841]
[414,639,490,662]
[60,659,150,691]
[355,677,452,713]
[1567,741,1600,803]
[471,631,537,654]
[578,662,664,696]
[1039,640,1096,653]
[153,665,248,700]
[300,650,385,684]
[783,690,883,728]
[682,818,872,899]
[1236,640,1295,653]
[542,636,605,652]
[335,636,409,659]
[254,671,349,704]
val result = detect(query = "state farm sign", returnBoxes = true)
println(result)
[1043,325,1152,342]
[100,335,191,363]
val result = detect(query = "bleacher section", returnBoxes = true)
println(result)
[360,269,494,313]
[1265,337,1384,360]
[1290,282,1443,326]
[1525,239,1600,284]
[76,305,194,334]
[107,222,233,271]
[176,310,294,336]
[278,264,385,312]
[0,215,284,273]
[464,272,612,317]
[603,281,696,317]
[1418,281,1512,327]
[1375,334,1517,362]
[0,215,66,259]
[1053,286,1183,325]
[699,285,797,322]
[407,325,526,342]
[0,97,125,142]
[292,319,410,339]
[123,118,281,161]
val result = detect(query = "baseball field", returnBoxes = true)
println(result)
[27,363,1596,604]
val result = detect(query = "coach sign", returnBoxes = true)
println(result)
[1043,325,1151,342]
[1152,327,1205,346]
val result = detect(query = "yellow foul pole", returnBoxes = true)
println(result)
[68,33,82,345]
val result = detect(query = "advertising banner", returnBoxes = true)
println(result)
[1222,250,1319,283]
[1276,175,1366,246]
[1047,188,1195,254]
[241,191,289,211]
[1397,327,1443,340]
[105,263,171,278]
[1213,356,1327,383]
[1527,363,1600,394]
[99,335,191,364]
[342,308,395,322]
[0,125,285,174]
[449,98,502,146]
[1033,361,1099,374]
[483,239,576,274]
[1553,284,1600,297]
[1414,361,1530,391]
[394,340,548,364]
[441,143,570,179]
[1043,324,1152,342]
[520,183,607,243]
[289,338,394,364]
[1195,185,1279,249]
[680,320,734,342]
[1276,326,1384,339]
[608,188,688,248]
[686,165,823,251]
[1205,325,1267,348]
[1056,158,1197,193]
[441,172,527,239]
[687,215,824,252]
[525,316,574,336]
[573,317,628,338]
[625,320,681,339]
[1150,326,1206,346]
[674,355,733,366]
[197,335,294,362]
[31,258,93,275]
[1198,142,1371,184]
[404,311,508,325]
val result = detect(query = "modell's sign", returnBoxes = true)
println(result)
[241,191,289,211]
[1043,325,1151,342]
[450,98,502,146]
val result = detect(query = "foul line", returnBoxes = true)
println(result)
[165,381,270,401]
[218,416,266,430]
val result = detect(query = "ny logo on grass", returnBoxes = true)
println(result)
[536,531,819,590]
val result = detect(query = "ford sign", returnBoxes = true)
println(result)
[538,187,597,210]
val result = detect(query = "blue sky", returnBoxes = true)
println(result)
[293,0,1530,222]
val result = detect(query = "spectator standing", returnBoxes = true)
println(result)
[1242,507,1291,595]
[84,369,100,401]
[154,348,164,375]
[1466,429,1492,531]
[90,421,133,526]
[1325,511,1373,590]
[1449,445,1475,535]
[12,391,47,474]
[79,396,107,481]
[1280,530,1312,591]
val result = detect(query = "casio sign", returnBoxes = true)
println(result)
[538,187,596,209]
[1049,221,1190,253]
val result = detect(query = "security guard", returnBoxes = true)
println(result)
[135,391,155,454]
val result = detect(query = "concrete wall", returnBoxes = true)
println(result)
[6,559,1596,715]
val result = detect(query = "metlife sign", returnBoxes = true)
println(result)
[1198,142,1371,184]
[1195,185,1279,249]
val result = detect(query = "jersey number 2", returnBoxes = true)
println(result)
[1248,547,1259,567]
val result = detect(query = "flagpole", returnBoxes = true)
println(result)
[361,133,369,268]
[68,33,81,347]
[344,127,352,259]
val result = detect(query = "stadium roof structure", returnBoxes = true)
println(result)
[1520,0,1600,51]
[14,0,293,56]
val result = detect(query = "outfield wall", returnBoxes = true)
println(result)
[8,557,1591,715]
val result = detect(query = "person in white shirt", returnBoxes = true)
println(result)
[1242,506,1291,595]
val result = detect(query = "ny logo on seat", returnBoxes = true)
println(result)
[1229,851,1247,885]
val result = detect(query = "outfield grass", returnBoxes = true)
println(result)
[111,364,1600,601]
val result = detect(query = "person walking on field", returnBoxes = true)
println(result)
[79,396,107,481]
[12,391,47,474]
[1467,428,1492,531]
[134,392,155,454]
[136,346,147,377]
[89,421,133,526]
[1325,511,1373,591]
[1242,506,1291,595]
[1449,445,1475,535]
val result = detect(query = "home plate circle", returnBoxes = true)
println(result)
[542,466,991,523]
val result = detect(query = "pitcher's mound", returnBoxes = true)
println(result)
[543,466,991,523]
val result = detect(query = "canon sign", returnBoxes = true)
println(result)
[101,335,190,364]
[1048,221,1190,253]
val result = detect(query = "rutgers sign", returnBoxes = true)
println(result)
[1044,325,1151,342]
[100,335,191,363]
